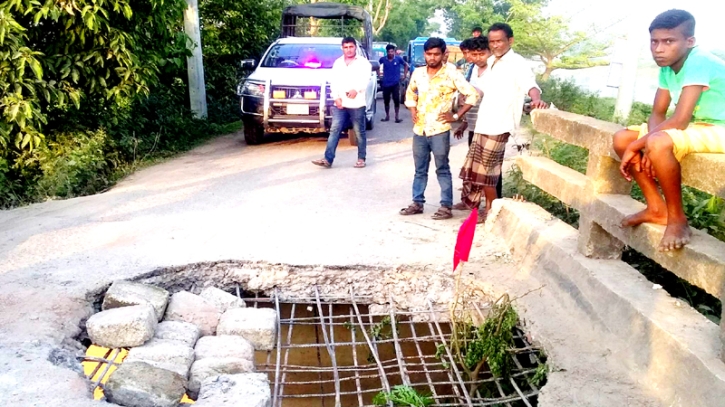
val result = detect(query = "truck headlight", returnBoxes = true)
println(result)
[241,81,265,97]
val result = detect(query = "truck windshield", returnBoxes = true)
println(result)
[261,44,342,69]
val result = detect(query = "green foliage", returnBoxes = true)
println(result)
[506,0,610,79]
[0,0,190,154]
[369,316,396,340]
[533,133,588,174]
[539,76,653,125]
[623,249,721,324]
[376,0,437,48]
[531,363,549,387]
[503,166,581,227]
[373,385,434,407]
[457,301,517,379]
[35,129,118,198]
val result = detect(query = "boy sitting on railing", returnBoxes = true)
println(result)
[613,9,725,252]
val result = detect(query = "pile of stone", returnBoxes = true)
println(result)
[85,281,276,407]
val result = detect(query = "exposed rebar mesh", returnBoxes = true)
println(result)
[255,287,544,407]
[80,288,545,407]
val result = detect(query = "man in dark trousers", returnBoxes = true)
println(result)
[379,44,408,123]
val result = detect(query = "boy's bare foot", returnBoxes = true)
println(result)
[658,222,692,251]
[621,209,667,227]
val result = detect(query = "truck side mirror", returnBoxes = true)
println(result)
[370,60,380,72]
[241,59,257,70]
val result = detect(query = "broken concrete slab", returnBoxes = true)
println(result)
[217,308,277,350]
[154,320,201,348]
[102,280,170,321]
[164,291,221,336]
[187,358,255,399]
[195,373,271,407]
[194,335,254,361]
[124,338,195,379]
[86,304,157,348]
[200,286,246,313]
[104,361,186,407]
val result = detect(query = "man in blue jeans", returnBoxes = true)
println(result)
[379,44,408,123]
[399,38,479,220]
[312,37,372,169]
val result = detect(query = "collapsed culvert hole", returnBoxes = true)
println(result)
[77,264,547,406]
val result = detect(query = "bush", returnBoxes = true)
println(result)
[35,130,118,198]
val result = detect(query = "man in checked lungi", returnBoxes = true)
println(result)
[453,23,548,224]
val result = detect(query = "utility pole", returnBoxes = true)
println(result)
[184,0,208,119]
[612,22,642,124]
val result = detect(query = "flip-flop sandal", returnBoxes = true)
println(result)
[399,203,423,215]
[354,160,366,168]
[312,159,331,168]
[431,207,453,220]
[381,118,390,122]
[395,119,403,123]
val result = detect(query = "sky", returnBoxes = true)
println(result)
[546,0,722,52]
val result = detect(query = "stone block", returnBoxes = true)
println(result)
[102,280,170,321]
[217,308,277,350]
[187,358,255,399]
[194,335,254,361]
[195,373,271,407]
[154,320,201,348]
[125,338,195,379]
[105,361,185,407]
[86,304,157,348]
[200,287,246,313]
[164,291,221,336]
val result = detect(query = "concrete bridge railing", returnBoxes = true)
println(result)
[521,109,725,355]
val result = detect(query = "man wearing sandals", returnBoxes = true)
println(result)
[454,23,547,224]
[399,38,479,220]
[312,37,371,169]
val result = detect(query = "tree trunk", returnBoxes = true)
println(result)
[541,66,554,81]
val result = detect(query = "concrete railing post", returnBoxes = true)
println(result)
[585,152,632,195]
[577,152,631,259]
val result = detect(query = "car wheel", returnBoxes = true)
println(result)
[243,120,264,145]
[366,98,376,131]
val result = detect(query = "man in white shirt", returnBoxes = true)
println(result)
[312,37,372,168]
[457,23,548,223]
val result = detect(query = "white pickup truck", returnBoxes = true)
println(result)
[237,4,379,145]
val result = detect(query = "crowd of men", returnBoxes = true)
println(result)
[312,9,725,251]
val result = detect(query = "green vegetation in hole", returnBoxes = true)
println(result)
[373,385,434,407]
[531,363,549,387]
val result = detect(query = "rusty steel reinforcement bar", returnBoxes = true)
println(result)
[248,295,540,406]
[388,295,411,386]
[350,287,393,406]
[314,286,342,407]
[427,299,474,406]
[272,288,282,407]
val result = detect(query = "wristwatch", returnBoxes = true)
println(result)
[452,113,459,121]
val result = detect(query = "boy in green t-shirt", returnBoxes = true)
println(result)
[613,9,725,251]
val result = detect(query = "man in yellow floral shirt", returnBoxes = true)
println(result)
[399,38,479,220]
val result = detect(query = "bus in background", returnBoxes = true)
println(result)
[405,37,464,74]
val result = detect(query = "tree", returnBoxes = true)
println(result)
[442,0,545,40]
[506,0,610,80]
[376,0,437,47]
[0,0,189,153]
